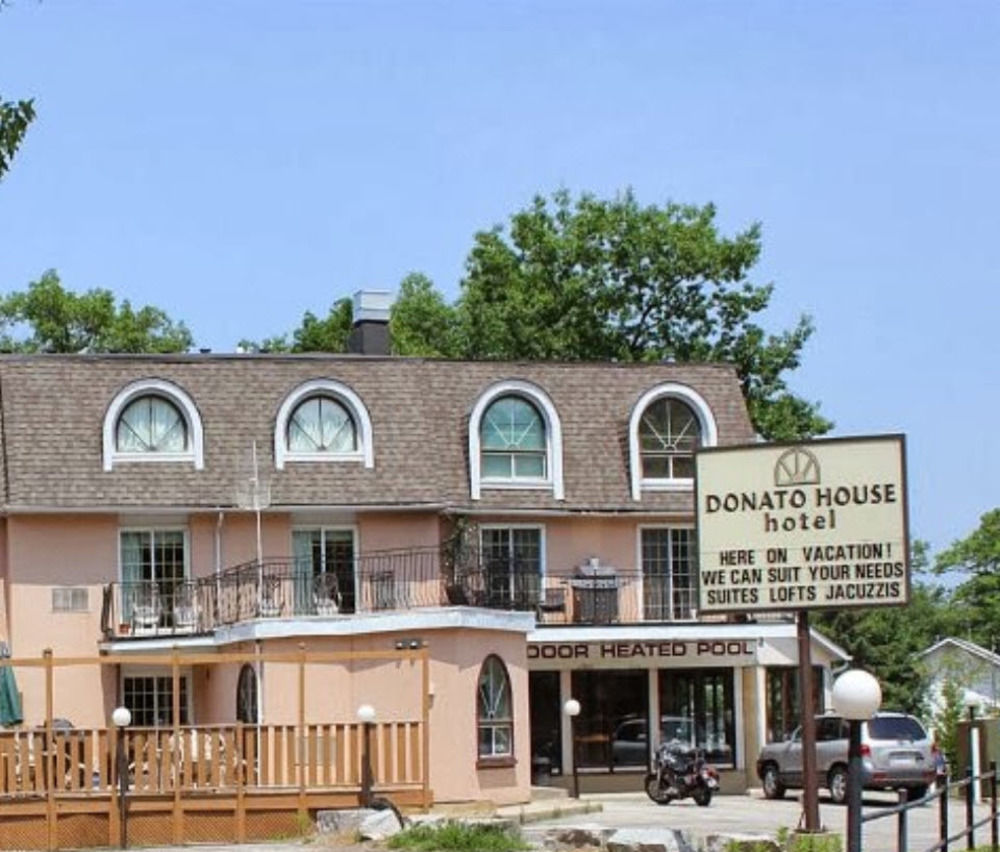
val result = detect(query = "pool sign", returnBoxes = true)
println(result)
[695,434,909,613]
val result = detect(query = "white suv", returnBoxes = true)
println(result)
[756,712,937,804]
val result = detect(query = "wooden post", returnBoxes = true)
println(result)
[797,611,820,832]
[236,720,246,842]
[171,647,182,843]
[44,648,56,851]
[421,646,431,809]
[297,642,307,822]
[109,723,121,848]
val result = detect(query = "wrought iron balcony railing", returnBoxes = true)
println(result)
[101,545,702,639]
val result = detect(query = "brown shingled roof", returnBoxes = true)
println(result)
[0,354,754,511]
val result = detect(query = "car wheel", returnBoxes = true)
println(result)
[761,763,786,800]
[828,765,849,805]
[906,784,929,801]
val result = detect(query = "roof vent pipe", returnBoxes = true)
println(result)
[347,290,392,355]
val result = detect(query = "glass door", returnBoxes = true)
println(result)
[292,528,355,614]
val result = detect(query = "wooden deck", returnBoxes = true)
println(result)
[0,646,431,849]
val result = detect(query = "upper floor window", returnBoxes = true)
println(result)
[481,396,546,479]
[477,655,513,760]
[468,380,564,500]
[117,395,188,454]
[287,395,357,454]
[639,397,701,479]
[274,379,374,470]
[103,379,204,471]
[628,383,717,500]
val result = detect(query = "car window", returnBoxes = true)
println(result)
[615,720,645,742]
[660,717,694,744]
[817,717,846,742]
[868,716,927,741]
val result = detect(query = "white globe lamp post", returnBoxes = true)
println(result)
[563,699,581,799]
[832,669,882,852]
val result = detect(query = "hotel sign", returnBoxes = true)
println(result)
[695,435,909,613]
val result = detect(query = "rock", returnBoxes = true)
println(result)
[605,827,696,852]
[358,806,405,840]
[315,808,369,834]
[703,834,780,852]
[547,825,613,848]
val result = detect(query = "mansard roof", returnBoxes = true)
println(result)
[0,354,755,511]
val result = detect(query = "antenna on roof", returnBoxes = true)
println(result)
[235,440,271,566]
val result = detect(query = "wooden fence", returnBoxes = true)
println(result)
[0,646,430,849]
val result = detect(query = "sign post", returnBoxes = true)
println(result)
[696,435,909,833]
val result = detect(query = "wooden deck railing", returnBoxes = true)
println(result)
[0,721,423,797]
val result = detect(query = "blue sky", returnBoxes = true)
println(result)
[1,1,997,561]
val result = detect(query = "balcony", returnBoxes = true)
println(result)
[101,546,702,639]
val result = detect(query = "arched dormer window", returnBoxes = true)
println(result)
[274,379,374,470]
[103,379,204,471]
[628,383,717,501]
[477,654,513,759]
[468,380,564,500]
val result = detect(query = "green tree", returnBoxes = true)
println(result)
[389,273,459,357]
[936,509,1000,578]
[934,677,965,772]
[816,579,948,715]
[267,189,831,439]
[0,270,193,353]
[933,510,1000,647]
[240,298,353,354]
[0,95,34,182]
[429,189,827,439]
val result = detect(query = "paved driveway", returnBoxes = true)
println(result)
[522,791,997,852]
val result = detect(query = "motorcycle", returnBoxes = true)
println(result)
[644,740,719,806]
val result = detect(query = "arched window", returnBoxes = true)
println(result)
[274,379,374,470]
[480,396,546,479]
[287,395,357,454]
[628,383,717,500]
[468,380,564,500]
[236,664,258,724]
[116,395,188,454]
[103,378,204,470]
[477,655,513,758]
[638,397,702,479]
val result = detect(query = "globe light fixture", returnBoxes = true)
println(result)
[832,669,882,852]
[563,699,581,798]
[832,669,882,720]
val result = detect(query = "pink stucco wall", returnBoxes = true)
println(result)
[255,627,530,805]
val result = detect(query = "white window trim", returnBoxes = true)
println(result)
[103,379,204,471]
[120,665,194,726]
[628,383,717,501]
[274,379,374,470]
[636,524,698,622]
[469,380,564,501]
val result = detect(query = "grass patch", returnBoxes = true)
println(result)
[388,820,530,852]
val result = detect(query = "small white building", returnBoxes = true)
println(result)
[918,637,1000,718]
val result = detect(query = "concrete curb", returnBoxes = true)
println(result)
[497,799,604,825]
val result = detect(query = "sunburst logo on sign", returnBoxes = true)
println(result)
[774,447,820,487]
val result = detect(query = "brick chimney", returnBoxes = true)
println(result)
[347,290,392,355]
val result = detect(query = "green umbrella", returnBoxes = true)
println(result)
[0,650,23,727]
